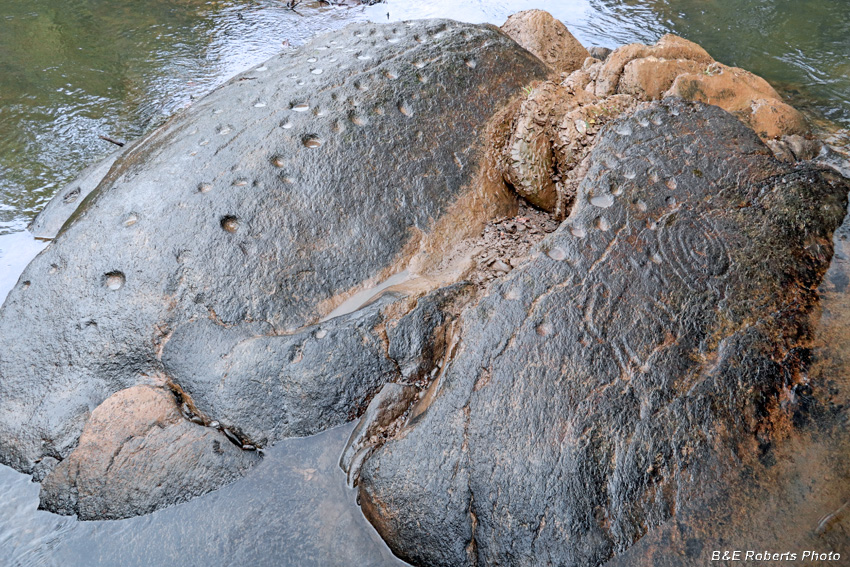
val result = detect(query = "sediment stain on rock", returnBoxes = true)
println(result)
[39,385,260,520]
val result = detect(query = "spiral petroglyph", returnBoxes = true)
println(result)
[657,214,730,291]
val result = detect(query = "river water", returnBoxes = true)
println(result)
[1,1,849,565]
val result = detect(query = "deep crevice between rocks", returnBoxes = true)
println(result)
[165,378,260,452]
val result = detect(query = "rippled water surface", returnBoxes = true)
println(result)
[1,1,849,565]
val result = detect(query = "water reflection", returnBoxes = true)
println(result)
[0,0,369,235]
[1,423,406,567]
[0,232,46,303]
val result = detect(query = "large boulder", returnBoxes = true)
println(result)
[357,99,849,566]
[602,177,850,566]
[0,19,548,517]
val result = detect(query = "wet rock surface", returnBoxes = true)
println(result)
[162,293,421,448]
[28,146,126,240]
[602,197,850,566]
[358,99,849,567]
[0,19,548,517]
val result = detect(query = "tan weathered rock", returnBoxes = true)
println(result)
[576,31,807,142]
[749,97,809,139]
[666,62,807,138]
[552,94,638,212]
[666,62,780,111]
[563,60,599,94]
[619,57,706,99]
[501,10,589,75]
[651,33,715,62]
[39,385,260,520]
[595,34,712,96]
[498,81,594,214]
[498,16,812,221]
[594,43,648,97]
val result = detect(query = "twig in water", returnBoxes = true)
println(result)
[98,135,125,147]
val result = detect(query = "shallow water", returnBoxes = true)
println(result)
[1,1,850,565]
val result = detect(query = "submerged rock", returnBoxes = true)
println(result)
[357,99,849,567]
[0,19,548,517]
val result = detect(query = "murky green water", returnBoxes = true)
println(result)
[1,1,849,565]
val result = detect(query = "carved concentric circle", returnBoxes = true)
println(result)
[657,215,730,291]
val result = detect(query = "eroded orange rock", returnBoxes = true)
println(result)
[595,34,713,97]
[619,57,706,99]
[497,81,596,215]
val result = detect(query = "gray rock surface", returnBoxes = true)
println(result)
[0,19,548,516]
[387,282,475,383]
[28,146,125,240]
[358,99,849,567]
[161,294,401,447]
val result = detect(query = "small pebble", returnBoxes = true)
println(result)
[493,260,511,273]
[224,428,241,446]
